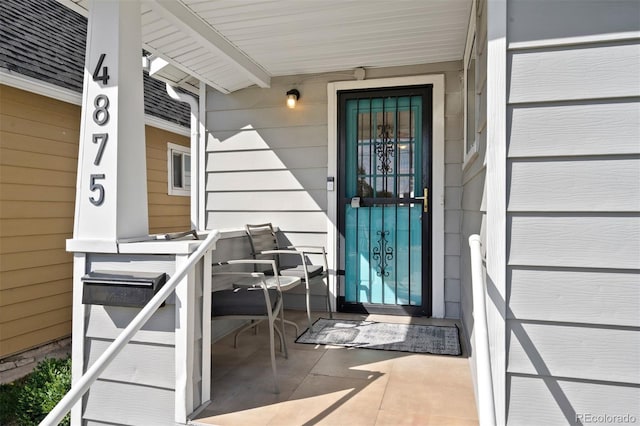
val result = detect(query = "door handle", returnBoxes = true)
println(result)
[415,188,429,213]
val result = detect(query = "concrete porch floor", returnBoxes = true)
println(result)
[192,310,478,426]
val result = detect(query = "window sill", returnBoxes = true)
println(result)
[463,142,479,170]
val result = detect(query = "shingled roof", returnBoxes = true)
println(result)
[0,0,192,128]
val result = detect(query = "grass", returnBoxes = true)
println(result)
[0,356,71,426]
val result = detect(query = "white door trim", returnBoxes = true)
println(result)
[327,74,445,318]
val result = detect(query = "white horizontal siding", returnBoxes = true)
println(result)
[85,305,175,345]
[507,321,640,384]
[509,42,640,104]
[206,169,326,192]
[508,215,640,269]
[206,147,328,172]
[508,158,640,212]
[206,190,326,212]
[204,79,330,237]
[207,105,327,132]
[85,339,175,389]
[508,101,640,157]
[509,268,640,327]
[207,211,328,233]
[507,375,640,426]
[507,0,640,49]
[461,169,486,211]
[504,1,640,423]
[84,380,174,426]
[278,232,329,249]
[207,126,328,151]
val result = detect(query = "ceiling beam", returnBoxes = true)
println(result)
[144,45,232,94]
[150,0,271,88]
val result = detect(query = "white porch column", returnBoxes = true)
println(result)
[71,0,148,251]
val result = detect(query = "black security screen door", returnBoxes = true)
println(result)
[338,85,432,316]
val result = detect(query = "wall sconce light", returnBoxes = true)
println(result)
[286,89,300,109]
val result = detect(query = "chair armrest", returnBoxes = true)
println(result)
[212,271,265,278]
[261,249,304,256]
[286,245,328,270]
[224,259,277,267]
[213,259,282,290]
[286,245,326,255]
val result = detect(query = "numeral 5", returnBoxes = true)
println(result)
[89,174,105,206]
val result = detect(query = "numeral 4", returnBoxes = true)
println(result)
[92,53,109,85]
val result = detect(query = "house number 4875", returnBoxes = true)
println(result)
[89,54,109,206]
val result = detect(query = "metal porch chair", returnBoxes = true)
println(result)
[211,259,290,394]
[245,223,332,333]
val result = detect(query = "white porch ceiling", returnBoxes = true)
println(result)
[59,0,472,94]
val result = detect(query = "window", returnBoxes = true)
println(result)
[463,0,478,167]
[167,142,190,196]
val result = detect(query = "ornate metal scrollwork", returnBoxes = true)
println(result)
[375,123,394,174]
[372,229,394,277]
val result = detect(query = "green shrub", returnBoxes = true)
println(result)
[0,381,21,425]
[1,357,72,426]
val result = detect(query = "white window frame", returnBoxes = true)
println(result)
[167,142,191,196]
[463,0,479,168]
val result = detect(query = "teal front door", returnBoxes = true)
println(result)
[338,86,432,316]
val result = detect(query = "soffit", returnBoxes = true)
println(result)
[58,0,471,93]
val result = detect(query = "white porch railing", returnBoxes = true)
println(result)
[469,234,497,426]
[40,230,220,426]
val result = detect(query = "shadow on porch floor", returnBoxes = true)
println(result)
[192,310,478,426]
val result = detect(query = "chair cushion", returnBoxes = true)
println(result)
[233,275,301,291]
[280,264,323,280]
[212,288,279,317]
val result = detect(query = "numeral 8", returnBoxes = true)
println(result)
[93,94,110,125]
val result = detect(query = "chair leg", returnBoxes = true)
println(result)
[278,306,289,359]
[283,319,300,336]
[273,324,287,356]
[268,317,280,394]
[326,275,333,319]
[305,286,313,333]
[234,319,263,348]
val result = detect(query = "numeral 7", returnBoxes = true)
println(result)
[92,133,108,165]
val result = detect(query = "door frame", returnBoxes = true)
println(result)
[327,75,445,318]
[338,86,432,316]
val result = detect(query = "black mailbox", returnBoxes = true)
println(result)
[82,270,167,308]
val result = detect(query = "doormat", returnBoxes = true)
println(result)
[295,318,461,356]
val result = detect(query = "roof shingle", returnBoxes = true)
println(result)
[0,0,192,128]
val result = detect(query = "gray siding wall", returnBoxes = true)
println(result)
[205,63,465,318]
[460,0,489,404]
[81,252,208,425]
[443,64,465,320]
[83,254,178,425]
[504,1,640,424]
